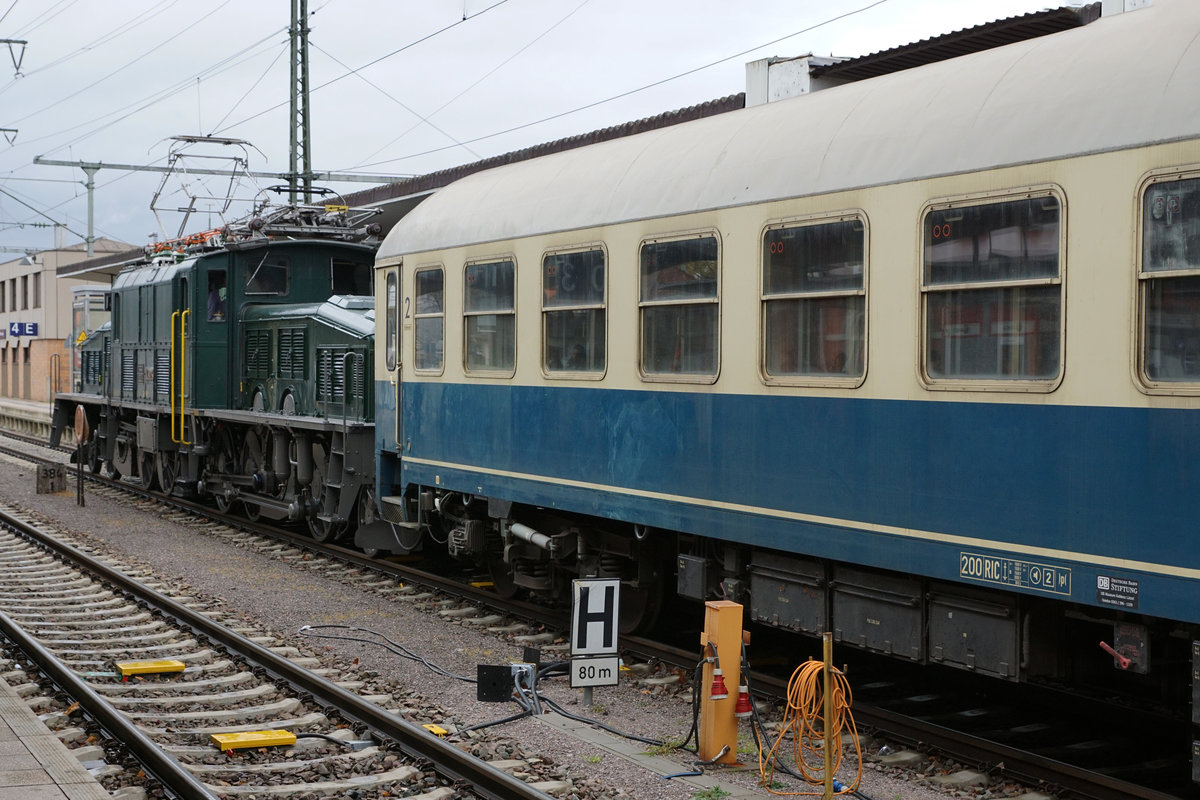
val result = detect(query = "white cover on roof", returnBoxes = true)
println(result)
[380,0,1200,258]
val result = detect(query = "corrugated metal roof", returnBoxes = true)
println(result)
[341,93,747,209]
[809,3,1101,82]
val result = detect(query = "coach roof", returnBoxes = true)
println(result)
[380,0,1199,259]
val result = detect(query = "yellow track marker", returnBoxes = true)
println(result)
[210,731,298,750]
[114,660,185,677]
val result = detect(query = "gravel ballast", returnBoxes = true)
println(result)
[0,456,1017,800]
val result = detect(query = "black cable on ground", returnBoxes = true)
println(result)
[295,732,353,746]
[539,695,667,746]
[662,744,731,780]
[449,708,533,736]
[297,624,475,682]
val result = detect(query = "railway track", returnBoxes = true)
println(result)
[0,504,558,800]
[3,430,1194,799]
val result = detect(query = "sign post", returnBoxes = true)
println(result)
[570,578,621,706]
[74,406,88,507]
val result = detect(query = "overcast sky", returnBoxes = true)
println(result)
[0,0,1059,254]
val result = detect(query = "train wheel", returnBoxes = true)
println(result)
[241,428,268,522]
[356,486,381,557]
[619,581,664,635]
[111,437,134,480]
[85,432,101,474]
[156,451,179,497]
[487,559,519,599]
[140,452,159,491]
[308,515,345,543]
[305,441,343,542]
[211,430,236,513]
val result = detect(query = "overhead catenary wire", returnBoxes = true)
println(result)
[350,0,893,171]
[0,0,182,95]
[213,0,512,138]
[7,0,75,38]
[0,0,19,28]
[6,0,238,128]
[341,0,594,171]
[310,42,484,162]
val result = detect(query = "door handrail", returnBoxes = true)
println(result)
[170,310,191,444]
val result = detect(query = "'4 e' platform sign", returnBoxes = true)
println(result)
[570,578,620,656]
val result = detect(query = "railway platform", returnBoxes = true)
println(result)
[0,397,54,440]
[0,676,109,800]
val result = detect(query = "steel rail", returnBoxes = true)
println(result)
[0,600,219,800]
[0,507,552,800]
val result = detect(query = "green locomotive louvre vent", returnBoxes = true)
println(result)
[245,330,270,378]
[121,352,135,397]
[317,347,348,401]
[83,352,101,385]
[155,351,169,400]
[278,328,305,379]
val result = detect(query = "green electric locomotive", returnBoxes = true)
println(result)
[51,202,382,542]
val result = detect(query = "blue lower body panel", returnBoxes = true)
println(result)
[395,381,1200,625]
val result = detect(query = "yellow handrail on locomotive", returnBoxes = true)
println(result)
[170,309,191,445]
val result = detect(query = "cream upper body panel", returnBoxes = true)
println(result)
[379,0,1198,260]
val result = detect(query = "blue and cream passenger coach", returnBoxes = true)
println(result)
[373,0,1200,746]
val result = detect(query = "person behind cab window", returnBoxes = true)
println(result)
[207,277,227,321]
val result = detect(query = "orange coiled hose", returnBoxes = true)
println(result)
[758,659,862,795]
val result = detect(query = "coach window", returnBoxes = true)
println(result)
[762,215,866,382]
[921,190,1062,386]
[1139,174,1200,386]
[384,271,397,371]
[543,247,605,375]
[639,233,719,379]
[415,267,444,372]
[464,259,514,374]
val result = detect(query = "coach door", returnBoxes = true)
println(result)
[385,267,401,446]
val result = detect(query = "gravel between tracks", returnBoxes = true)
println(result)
[1,460,1004,800]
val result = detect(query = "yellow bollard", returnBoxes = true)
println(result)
[698,600,743,765]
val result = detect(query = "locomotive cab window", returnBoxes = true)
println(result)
[464,259,514,375]
[1138,173,1200,387]
[206,270,227,321]
[921,190,1063,387]
[543,247,605,375]
[639,233,719,380]
[331,258,372,296]
[762,215,866,383]
[246,252,289,295]
[414,266,444,373]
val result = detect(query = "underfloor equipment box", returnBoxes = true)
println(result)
[832,566,923,661]
[749,551,825,635]
[928,584,1019,680]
